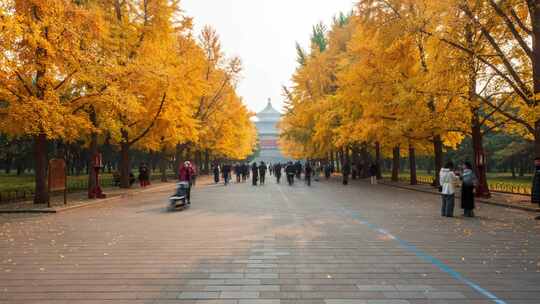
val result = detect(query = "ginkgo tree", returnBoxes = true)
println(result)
[0,0,256,203]
[0,0,107,203]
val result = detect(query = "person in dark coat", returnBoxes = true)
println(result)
[212,162,220,184]
[351,162,358,180]
[304,162,313,186]
[532,158,540,219]
[259,161,267,185]
[222,163,231,185]
[369,163,378,185]
[342,162,351,185]
[285,162,296,186]
[251,162,259,186]
[460,161,477,217]
[138,163,150,187]
[324,163,331,180]
[295,161,302,180]
[234,163,242,183]
[274,163,282,184]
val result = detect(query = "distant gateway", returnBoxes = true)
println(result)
[254,99,287,163]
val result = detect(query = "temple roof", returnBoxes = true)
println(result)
[257,99,281,117]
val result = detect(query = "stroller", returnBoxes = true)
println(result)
[168,182,190,211]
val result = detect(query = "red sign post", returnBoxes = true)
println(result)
[88,153,106,199]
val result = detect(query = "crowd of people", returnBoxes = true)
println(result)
[208,159,484,219]
[210,160,378,187]
[179,158,486,219]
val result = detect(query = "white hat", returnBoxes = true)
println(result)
[184,161,191,166]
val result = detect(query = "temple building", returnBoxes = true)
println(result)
[254,99,287,163]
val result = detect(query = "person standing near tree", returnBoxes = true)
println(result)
[461,161,478,217]
[440,161,459,217]
[369,163,378,185]
[342,161,351,185]
[138,163,149,187]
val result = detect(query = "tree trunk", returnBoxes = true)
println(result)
[204,149,210,175]
[119,142,131,188]
[409,144,417,185]
[351,145,360,179]
[519,157,525,177]
[87,109,99,198]
[160,148,168,182]
[4,154,12,174]
[533,2,540,157]
[466,21,490,198]
[360,143,370,178]
[471,114,490,197]
[432,136,443,187]
[511,156,516,179]
[375,142,382,179]
[33,133,49,204]
[195,150,202,173]
[391,146,400,182]
[174,144,183,176]
[336,151,341,173]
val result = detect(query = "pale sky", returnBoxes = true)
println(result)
[182,0,356,114]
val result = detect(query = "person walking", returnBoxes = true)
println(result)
[234,163,242,183]
[295,161,302,180]
[324,163,331,180]
[259,161,267,185]
[212,162,220,184]
[285,162,296,186]
[242,163,248,182]
[305,162,313,186]
[342,161,351,185]
[369,163,378,185]
[274,163,282,184]
[440,161,459,217]
[461,162,477,217]
[251,162,259,186]
[178,161,195,205]
[222,163,231,185]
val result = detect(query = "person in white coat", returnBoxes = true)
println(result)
[440,161,459,217]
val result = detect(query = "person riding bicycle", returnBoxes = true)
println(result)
[178,161,195,204]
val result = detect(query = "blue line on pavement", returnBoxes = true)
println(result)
[343,208,507,304]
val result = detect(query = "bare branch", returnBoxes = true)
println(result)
[54,69,78,91]
[477,94,534,132]
[15,71,33,96]
[487,0,532,59]
[128,91,167,146]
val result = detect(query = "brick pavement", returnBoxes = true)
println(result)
[1,177,539,303]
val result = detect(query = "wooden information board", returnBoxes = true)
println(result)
[48,159,67,206]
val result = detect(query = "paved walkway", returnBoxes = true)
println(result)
[1,177,539,303]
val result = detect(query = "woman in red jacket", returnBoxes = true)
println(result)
[178,161,194,204]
